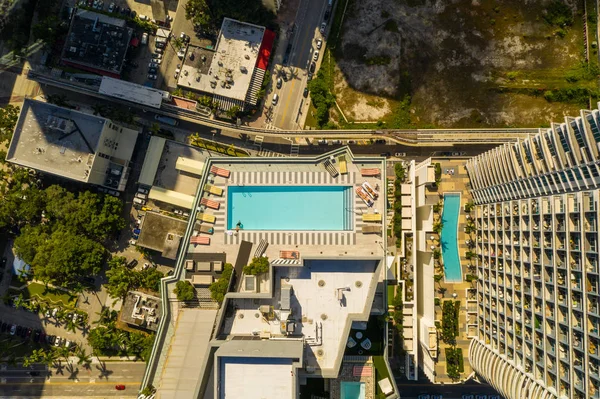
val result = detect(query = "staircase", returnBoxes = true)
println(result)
[245,68,266,106]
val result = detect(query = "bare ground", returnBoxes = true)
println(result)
[334,0,587,127]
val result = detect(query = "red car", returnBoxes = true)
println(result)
[115,385,126,390]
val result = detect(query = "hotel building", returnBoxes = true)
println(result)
[466,109,600,399]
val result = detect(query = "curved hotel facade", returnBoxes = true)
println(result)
[466,108,600,399]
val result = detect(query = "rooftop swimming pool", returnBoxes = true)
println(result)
[441,193,463,282]
[227,186,353,231]
[340,381,366,399]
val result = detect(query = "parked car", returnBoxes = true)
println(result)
[138,187,149,195]
[313,50,319,61]
[318,139,328,145]
[303,87,309,97]
[54,336,62,347]
[9,324,16,335]
[133,228,141,235]
[276,77,282,89]
[141,33,148,45]
[320,22,327,34]
[375,139,386,144]
[177,48,186,59]
[138,14,148,21]
[324,9,331,21]
[147,74,157,80]
[134,197,146,206]
[148,67,157,74]
[135,193,147,200]
[272,93,279,105]
[316,38,322,49]
[108,2,114,12]
[127,259,138,269]
[309,62,316,73]
[148,62,158,68]
[152,53,163,60]
[395,152,407,157]
[180,32,189,42]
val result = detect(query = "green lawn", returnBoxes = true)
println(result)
[387,284,396,307]
[16,282,77,307]
[373,355,392,399]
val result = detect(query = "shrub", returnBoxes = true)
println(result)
[395,163,406,182]
[543,0,574,27]
[174,280,195,301]
[445,347,462,380]
[441,300,460,344]
[209,263,234,303]
[434,163,442,184]
[243,256,270,275]
[465,274,478,283]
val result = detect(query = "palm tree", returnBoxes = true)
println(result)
[76,348,92,370]
[65,318,77,333]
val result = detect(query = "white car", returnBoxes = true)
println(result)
[139,14,148,21]
[51,308,58,317]
[177,48,186,59]
[152,53,163,60]
[316,38,322,49]
[108,2,114,12]
[138,187,149,194]
[54,336,62,347]
[141,33,148,45]
[313,51,319,61]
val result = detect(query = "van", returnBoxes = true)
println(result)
[272,94,279,105]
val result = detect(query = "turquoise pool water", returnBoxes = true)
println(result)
[441,193,463,282]
[340,382,366,399]
[227,186,353,230]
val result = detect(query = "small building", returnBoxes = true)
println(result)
[120,291,162,331]
[61,10,133,77]
[99,77,169,109]
[6,99,138,191]
[176,18,276,111]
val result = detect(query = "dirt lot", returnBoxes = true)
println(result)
[332,0,592,128]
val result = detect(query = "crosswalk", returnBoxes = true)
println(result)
[264,122,281,130]
[257,148,286,157]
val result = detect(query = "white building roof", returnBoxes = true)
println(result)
[175,157,205,175]
[99,77,165,109]
[177,18,265,102]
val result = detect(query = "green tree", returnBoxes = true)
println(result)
[174,280,195,301]
[185,0,212,31]
[105,260,137,299]
[225,105,240,119]
[0,104,19,144]
[15,226,106,289]
[76,348,92,369]
[88,326,114,352]
[243,256,269,275]
[209,263,233,303]
[138,267,164,292]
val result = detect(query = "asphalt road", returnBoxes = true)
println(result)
[0,361,145,398]
[272,0,329,129]
[394,379,503,399]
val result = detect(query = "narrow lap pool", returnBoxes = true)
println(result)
[227,186,353,231]
[441,193,463,282]
[340,381,366,399]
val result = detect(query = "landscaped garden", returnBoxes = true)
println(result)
[8,282,78,308]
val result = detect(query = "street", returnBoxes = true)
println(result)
[393,379,502,399]
[271,0,329,129]
[0,361,145,397]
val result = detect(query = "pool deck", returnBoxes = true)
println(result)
[330,357,375,399]
[187,157,386,262]
[432,159,475,383]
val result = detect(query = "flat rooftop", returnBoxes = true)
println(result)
[177,18,265,101]
[6,99,104,182]
[153,140,209,196]
[219,357,294,399]
[221,259,379,372]
[137,212,197,258]
[62,10,132,75]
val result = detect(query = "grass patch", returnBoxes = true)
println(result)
[373,355,392,398]
[16,282,77,307]
[190,137,249,157]
[387,284,396,306]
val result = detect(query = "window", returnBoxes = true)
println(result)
[556,126,570,153]
[587,114,600,143]
[571,120,586,149]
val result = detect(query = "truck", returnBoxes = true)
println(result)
[154,114,179,126]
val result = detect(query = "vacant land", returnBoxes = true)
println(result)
[324,0,595,128]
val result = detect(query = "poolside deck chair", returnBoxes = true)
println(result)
[190,236,211,245]
[254,239,269,258]
[362,181,379,200]
[203,184,223,196]
[323,160,339,178]
[200,225,214,234]
[210,165,231,178]
[196,213,216,223]
[201,198,220,210]
[360,168,380,177]
[338,156,348,175]
[355,186,374,207]
[280,250,300,259]
[361,225,382,234]
[362,213,382,222]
